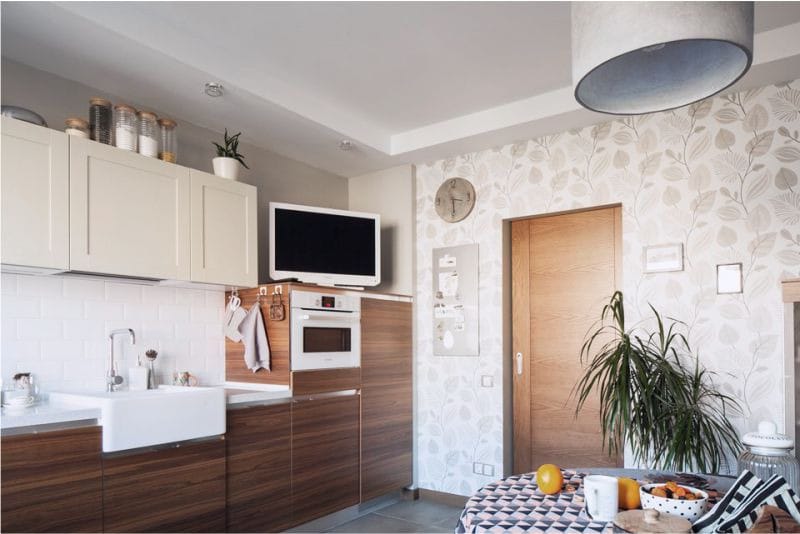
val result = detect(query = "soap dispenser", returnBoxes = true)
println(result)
[129,355,149,391]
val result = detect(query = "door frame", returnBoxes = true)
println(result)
[503,203,622,476]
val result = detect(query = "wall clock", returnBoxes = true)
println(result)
[435,177,476,223]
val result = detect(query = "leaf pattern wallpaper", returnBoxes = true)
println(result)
[414,80,800,496]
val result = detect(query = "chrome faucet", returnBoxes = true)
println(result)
[108,328,136,392]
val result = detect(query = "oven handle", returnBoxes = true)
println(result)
[298,310,361,321]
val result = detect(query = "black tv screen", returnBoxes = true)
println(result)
[272,206,378,280]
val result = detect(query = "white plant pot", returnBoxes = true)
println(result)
[212,157,241,180]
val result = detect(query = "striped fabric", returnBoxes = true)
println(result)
[693,471,763,533]
[715,475,800,533]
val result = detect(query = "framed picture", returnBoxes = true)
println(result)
[643,243,684,273]
[717,263,743,294]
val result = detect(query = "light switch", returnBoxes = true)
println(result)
[480,375,494,388]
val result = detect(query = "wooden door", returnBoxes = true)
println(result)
[1,117,69,270]
[360,298,413,501]
[69,136,191,280]
[512,206,622,473]
[102,436,226,532]
[291,394,360,526]
[226,403,293,532]
[190,170,258,287]
[1,426,103,533]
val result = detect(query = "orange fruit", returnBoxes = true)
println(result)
[536,464,563,495]
[618,477,641,510]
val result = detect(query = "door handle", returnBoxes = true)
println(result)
[515,352,523,376]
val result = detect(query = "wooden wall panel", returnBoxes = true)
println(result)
[511,219,532,475]
[360,298,413,501]
[226,403,292,532]
[1,426,103,533]
[102,437,226,533]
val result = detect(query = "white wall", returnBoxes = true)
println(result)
[1,59,350,283]
[1,274,224,392]
[348,164,416,295]
[414,80,800,495]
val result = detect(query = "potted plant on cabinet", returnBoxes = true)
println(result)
[212,129,250,180]
[574,291,742,473]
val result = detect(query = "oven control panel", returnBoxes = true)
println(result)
[291,290,360,312]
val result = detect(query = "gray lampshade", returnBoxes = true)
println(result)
[572,2,754,115]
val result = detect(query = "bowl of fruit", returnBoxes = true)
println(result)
[640,481,709,523]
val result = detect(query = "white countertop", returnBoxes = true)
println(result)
[1,402,101,430]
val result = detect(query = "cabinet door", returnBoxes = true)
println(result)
[69,137,191,280]
[102,436,226,533]
[226,403,292,532]
[291,394,360,525]
[190,170,257,287]
[361,298,413,501]
[1,117,69,270]
[1,425,103,533]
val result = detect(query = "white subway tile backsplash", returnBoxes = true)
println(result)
[41,298,83,319]
[106,282,143,303]
[18,318,62,339]
[19,275,63,297]
[85,301,124,321]
[1,274,226,392]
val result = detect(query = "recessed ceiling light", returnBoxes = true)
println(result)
[204,82,224,98]
[339,140,354,151]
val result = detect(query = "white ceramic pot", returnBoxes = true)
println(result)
[212,157,241,180]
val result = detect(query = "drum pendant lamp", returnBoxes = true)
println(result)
[571,2,754,115]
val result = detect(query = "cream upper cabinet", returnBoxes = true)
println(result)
[190,170,257,287]
[69,137,191,280]
[1,117,69,270]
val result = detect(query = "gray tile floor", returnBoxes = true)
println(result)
[325,499,464,533]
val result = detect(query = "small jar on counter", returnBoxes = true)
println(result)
[64,117,90,138]
[114,103,138,151]
[89,97,112,144]
[158,118,177,163]
[137,111,158,158]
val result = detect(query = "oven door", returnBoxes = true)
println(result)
[291,309,361,370]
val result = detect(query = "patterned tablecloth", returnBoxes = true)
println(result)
[457,471,608,533]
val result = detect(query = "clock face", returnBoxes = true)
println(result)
[434,177,476,223]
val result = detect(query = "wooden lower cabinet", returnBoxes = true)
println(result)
[226,403,292,532]
[102,436,226,533]
[1,425,103,533]
[291,394,360,526]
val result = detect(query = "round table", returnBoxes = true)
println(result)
[456,468,735,533]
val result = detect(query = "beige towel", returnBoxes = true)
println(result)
[238,303,270,372]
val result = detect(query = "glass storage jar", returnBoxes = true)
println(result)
[64,117,89,138]
[158,118,177,163]
[137,111,158,158]
[114,103,138,151]
[89,97,112,144]
[737,421,800,492]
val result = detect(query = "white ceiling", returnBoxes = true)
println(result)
[3,2,800,177]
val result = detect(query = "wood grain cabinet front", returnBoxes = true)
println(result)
[226,403,292,532]
[291,394,360,526]
[102,436,226,533]
[1,425,103,533]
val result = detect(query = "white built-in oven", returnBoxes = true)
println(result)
[290,291,361,370]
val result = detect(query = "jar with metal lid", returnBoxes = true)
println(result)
[737,421,800,491]
[114,104,138,151]
[137,111,158,158]
[89,97,112,144]
[158,118,177,163]
[64,117,89,138]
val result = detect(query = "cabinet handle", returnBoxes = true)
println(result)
[515,352,523,376]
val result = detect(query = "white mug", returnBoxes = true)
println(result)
[584,475,618,522]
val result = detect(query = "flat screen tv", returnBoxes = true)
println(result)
[269,202,381,287]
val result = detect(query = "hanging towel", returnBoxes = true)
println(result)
[238,303,270,372]
[224,303,246,342]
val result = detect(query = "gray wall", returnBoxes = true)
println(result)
[1,59,350,283]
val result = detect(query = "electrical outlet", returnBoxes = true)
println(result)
[482,463,495,477]
[480,375,494,388]
[472,462,483,475]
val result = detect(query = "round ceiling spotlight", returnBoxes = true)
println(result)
[204,82,225,98]
[571,2,754,115]
[339,139,354,151]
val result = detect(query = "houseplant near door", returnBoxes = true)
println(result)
[212,129,250,180]
[574,291,742,473]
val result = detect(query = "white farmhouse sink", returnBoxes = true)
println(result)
[49,386,225,452]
